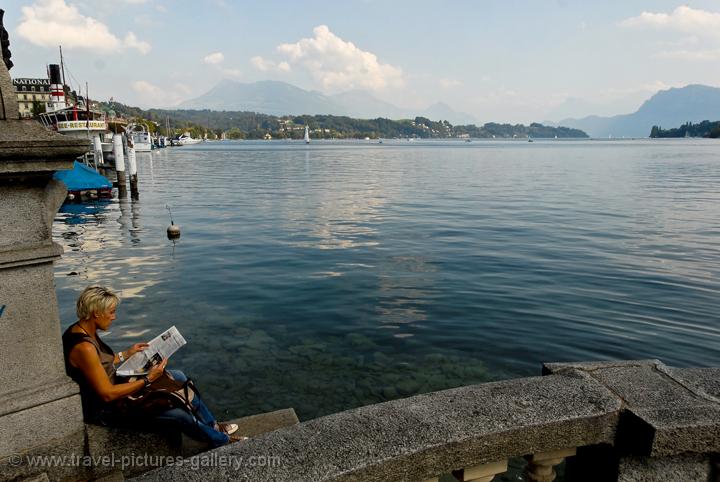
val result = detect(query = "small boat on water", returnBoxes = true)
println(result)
[127,123,152,152]
[176,132,202,146]
[304,125,310,144]
[54,161,112,200]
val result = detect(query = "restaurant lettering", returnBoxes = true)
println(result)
[57,121,106,129]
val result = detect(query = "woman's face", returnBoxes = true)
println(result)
[93,305,117,331]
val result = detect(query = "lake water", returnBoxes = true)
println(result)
[53,139,720,421]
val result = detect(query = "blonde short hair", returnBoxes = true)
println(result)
[76,286,120,320]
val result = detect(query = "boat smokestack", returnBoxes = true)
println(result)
[48,64,66,110]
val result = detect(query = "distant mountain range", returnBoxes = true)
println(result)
[178,81,720,137]
[179,80,479,125]
[554,84,720,138]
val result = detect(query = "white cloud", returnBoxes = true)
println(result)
[655,49,720,61]
[250,56,291,73]
[124,32,151,54]
[203,52,225,65]
[251,56,273,71]
[201,52,242,78]
[657,35,699,48]
[17,0,151,54]
[620,6,720,38]
[132,80,188,106]
[134,14,157,27]
[440,78,462,88]
[270,25,403,92]
[132,80,161,94]
[174,83,192,96]
[620,6,720,61]
[220,67,243,79]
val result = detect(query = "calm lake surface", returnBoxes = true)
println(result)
[53,139,720,421]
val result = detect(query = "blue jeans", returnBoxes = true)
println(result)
[152,369,229,447]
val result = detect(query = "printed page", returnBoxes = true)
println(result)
[116,325,187,376]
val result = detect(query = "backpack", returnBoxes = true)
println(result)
[113,372,202,427]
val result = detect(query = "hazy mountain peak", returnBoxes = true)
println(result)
[422,101,479,125]
[179,80,476,122]
[557,84,720,138]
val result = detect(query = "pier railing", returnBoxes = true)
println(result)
[133,359,719,482]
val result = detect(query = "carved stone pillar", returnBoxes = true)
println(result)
[453,460,508,482]
[0,35,89,474]
[524,447,577,482]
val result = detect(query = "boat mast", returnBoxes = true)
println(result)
[59,46,67,88]
[86,82,90,133]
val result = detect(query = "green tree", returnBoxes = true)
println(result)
[225,128,246,139]
[31,100,46,117]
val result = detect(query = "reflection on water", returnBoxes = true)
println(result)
[376,255,436,338]
[56,197,165,301]
[53,139,720,420]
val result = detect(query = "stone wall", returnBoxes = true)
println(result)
[0,38,90,482]
[133,360,719,482]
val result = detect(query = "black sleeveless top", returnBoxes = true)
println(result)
[62,324,117,423]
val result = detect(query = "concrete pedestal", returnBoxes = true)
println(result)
[0,45,89,480]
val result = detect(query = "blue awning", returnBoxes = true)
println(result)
[54,161,112,191]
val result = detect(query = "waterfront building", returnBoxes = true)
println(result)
[12,76,51,118]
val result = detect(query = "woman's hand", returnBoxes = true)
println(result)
[147,358,168,383]
[126,343,150,358]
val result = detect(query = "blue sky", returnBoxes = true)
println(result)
[3,0,720,123]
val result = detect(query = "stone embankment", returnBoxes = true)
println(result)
[130,359,719,482]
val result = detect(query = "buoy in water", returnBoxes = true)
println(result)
[166,204,181,239]
[167,223,181,240]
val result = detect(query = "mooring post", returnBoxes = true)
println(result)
[127,144,139,199]
[113,132,127,198]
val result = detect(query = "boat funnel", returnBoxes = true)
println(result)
[48,64,66,110]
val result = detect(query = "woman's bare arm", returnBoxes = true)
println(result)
[113,342,150,365]
[69,342,167,402]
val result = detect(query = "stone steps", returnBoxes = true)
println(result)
[70,408,298,482]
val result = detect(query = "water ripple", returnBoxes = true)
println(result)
[53,139,720,420]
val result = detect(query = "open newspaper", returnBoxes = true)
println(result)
[116,326,186,377]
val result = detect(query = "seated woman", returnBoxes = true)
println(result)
[62,285,244,446]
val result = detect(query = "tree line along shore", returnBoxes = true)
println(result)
[650,120,720,139]
[101,102,589,140]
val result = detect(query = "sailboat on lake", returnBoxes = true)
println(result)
[304,125,310,144]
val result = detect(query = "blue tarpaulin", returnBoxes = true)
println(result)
[53,161,112,191]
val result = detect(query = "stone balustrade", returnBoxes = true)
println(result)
[132,359,719,482]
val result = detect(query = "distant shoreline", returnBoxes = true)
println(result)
[101,102,589,141]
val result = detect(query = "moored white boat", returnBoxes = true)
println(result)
[177,132,202,145]
[127,123,152,152]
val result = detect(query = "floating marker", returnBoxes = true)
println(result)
[166,205,181,240]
